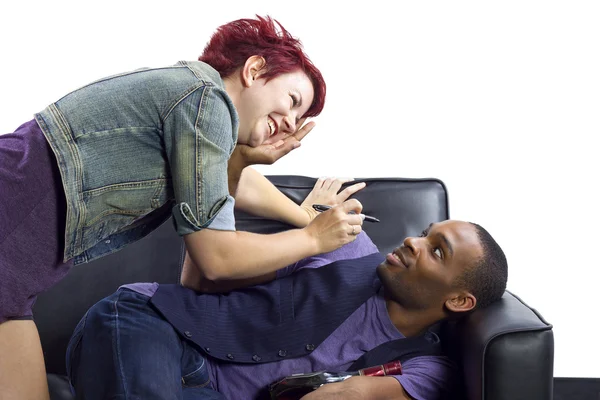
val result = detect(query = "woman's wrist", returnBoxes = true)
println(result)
[227,147,251,196]
[299,204,319,227]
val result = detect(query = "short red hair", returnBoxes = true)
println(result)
[199,15,326,117]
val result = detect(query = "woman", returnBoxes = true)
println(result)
[0,16,365,399]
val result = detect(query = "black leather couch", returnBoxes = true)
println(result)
[33,176,554,399]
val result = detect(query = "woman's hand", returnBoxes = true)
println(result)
[303,199,364,254]
[232,118,315,167]
[228,120,314,196]
[300,177,366,222]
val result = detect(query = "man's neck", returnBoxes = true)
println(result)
[384,298,443,338]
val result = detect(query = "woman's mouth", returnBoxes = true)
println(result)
[267,116,278,136]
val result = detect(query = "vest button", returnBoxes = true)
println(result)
[278,350,287,357]
[305,344,315,351]
[205,347,211,353]
[252,354,261,362]
[227,353,235,360]
[184,331,192,338]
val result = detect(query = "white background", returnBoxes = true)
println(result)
[1,0,598,378]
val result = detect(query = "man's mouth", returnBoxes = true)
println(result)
[385,248,408,268]
[267,116,278,136]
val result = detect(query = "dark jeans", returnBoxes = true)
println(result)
[66,289,224,400]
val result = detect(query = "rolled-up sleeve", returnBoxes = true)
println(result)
[392,355,458,400]
[276,232,380,278]
[164,83,239,235]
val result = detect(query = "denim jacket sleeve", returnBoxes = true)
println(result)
[164,81,239,236]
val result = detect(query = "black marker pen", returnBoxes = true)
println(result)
[312,204,380,223]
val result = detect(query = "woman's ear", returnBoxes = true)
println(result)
[241,55,267,88]
[445,292,477,314]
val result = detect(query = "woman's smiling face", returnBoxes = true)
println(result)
[235,66,314,147]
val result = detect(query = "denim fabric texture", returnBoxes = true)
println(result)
[67,289,225,400]
[35,61,239,265]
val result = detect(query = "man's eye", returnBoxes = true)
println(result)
[433,248,443,259]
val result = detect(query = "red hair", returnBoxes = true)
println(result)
[199,15,326,117]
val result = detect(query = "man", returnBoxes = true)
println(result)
[67,219,507,400]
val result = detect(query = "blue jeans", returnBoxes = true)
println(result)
[66,289,224,400]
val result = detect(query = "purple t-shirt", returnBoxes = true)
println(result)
[122,232,455,399]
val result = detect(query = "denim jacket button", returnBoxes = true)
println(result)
[305,344,315,351]
[252,354,261,362]
[227,353,235,360]
[184,331,192,338]
[278,350,287,357]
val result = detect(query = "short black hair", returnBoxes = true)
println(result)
[454,223,508,310]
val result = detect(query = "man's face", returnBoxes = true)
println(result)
[377,220,483,310]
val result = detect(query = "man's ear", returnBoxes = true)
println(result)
[241,55,267,88]
[444,292,476,314]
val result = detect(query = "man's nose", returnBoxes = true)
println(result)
[403,236,419,255]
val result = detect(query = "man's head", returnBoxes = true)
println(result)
[377,220,507,318]
[199,16,326,147]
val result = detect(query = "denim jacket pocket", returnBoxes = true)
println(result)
[82,178,170,242]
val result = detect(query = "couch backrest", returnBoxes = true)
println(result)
[33,176,450,375]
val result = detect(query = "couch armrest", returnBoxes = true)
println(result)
[443,291,554,400]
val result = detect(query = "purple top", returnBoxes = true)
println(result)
[122,232,455,399]
[208,289,454,400]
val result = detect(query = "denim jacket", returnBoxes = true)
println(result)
[35,61,239,265]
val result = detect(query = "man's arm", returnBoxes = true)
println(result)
[300,376,412,400]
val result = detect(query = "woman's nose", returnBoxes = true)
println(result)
[282,116,296,133]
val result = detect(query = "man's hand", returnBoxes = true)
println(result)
[300,177,366,222]
[300,378,366,400]
[300,376,411,400]
[233,118,315,167]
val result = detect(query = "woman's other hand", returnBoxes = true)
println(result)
[233,118,314,167]
[300,177,366,222]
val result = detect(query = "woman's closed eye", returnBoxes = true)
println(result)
[290,94,299,108]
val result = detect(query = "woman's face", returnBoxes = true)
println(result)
[236,69,314,147]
